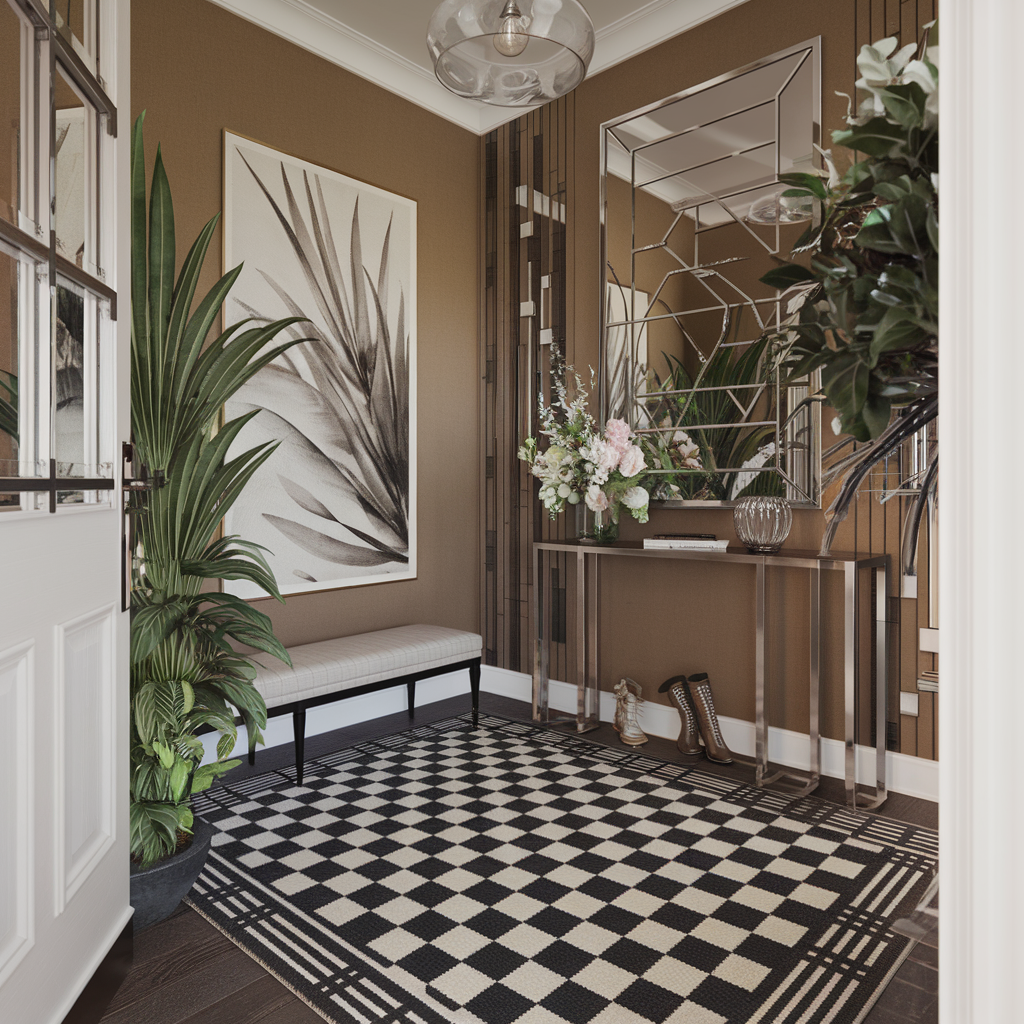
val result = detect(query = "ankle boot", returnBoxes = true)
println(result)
[658,675,703,756]
[613,678,648,746]
[686,673,734,764]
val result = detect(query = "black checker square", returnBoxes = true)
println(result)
[188,715,937,1024]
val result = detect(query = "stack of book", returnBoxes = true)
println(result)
[642,534,729,552]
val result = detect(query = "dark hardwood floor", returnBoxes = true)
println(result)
[101,692,938,1024]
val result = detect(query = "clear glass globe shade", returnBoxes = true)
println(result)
[427,0,596,107]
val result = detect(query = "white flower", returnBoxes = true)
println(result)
[585,485,610,512]
[674,431,702,469]
[729,442,777,499]
[831,416,843,435]
[618,445,646,478]
[593,440,620,473]
[567,492,580,504]
[557,483,571,498]
[590,467,609,487]
[622,486,649,511]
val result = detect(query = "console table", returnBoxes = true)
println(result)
[532,540,890,810]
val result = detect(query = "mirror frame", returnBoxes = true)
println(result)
[599,37,823,508]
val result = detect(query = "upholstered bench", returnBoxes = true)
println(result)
[249,624,482,783]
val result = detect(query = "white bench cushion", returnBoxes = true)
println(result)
[253,624,483,709]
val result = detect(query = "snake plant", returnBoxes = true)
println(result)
[129,113,306,868]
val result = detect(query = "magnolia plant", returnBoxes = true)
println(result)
[760,26,938,550]
[518,369,650,530]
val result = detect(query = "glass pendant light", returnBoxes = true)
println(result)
[427,0,595,107]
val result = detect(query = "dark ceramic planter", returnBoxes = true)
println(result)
[129,816,214,931]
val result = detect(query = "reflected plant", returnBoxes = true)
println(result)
[231,154,411,580]
[0,370,16,442]
[640,335,781,501]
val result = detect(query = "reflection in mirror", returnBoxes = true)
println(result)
[56,64,97,273]
[53,0,97,69]
[53,275,108,498]
[1,0,25,233]
[601,39,822,506]
[0,242,45,509]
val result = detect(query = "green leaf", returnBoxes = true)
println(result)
[869,307,929,362]
[152,740,175,770]
[191,760,240,795]
[776,171,828,199]
[169,757,190,802]
[130,600,185,664]
[130,800,180,868]
[760,263,818,289]
[862,389,893,439]
[833,117,907,159]
[822,355,869,425]
[216,730,236,761]
[148,146,175,366]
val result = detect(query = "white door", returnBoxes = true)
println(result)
[0,3,131,1021]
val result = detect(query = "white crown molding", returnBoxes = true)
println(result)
[590,0,752,77]
[205,0,753,136]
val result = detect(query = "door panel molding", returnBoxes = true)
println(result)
[0,640,34,987]
[54,605,116,914]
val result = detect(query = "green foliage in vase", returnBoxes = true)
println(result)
[641,335,782,501]
[129,113,306,868]
[761,30,938,444]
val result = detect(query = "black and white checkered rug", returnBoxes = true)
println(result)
[187,714,937,1024]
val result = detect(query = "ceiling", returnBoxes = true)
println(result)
[205,0,752,134]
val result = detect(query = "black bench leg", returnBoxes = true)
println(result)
[469,659,480,727]
[407,678,416,720]
[294,708,306,785]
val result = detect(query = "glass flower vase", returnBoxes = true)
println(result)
[579,507,619,545]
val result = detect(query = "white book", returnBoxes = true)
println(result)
[643,538,729,551]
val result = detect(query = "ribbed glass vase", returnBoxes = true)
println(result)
[733,495,792,553]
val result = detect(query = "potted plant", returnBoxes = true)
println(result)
[128,113,305,929]
[760,27,938,552]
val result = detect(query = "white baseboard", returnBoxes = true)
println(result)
[201,663,937,804]
[481,666,938,804]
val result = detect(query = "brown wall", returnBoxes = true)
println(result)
[131,0,481,644]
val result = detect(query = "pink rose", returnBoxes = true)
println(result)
[604,418,632,454]
[618,444,646,478]
[595,440,620,473]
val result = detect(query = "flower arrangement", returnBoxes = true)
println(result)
[518,369,649,536]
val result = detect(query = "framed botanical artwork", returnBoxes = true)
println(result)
[222,132,417,597]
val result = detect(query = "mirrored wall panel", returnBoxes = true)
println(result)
[601,39,822,506]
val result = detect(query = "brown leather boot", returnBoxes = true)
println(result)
[686,673,734,764]
[658,675,703,756]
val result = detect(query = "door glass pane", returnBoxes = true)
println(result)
[55,65,97,274]
[0,0,26,233]
[52,0,96,68]
[0,243,45,510]
[53,275,111,501]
